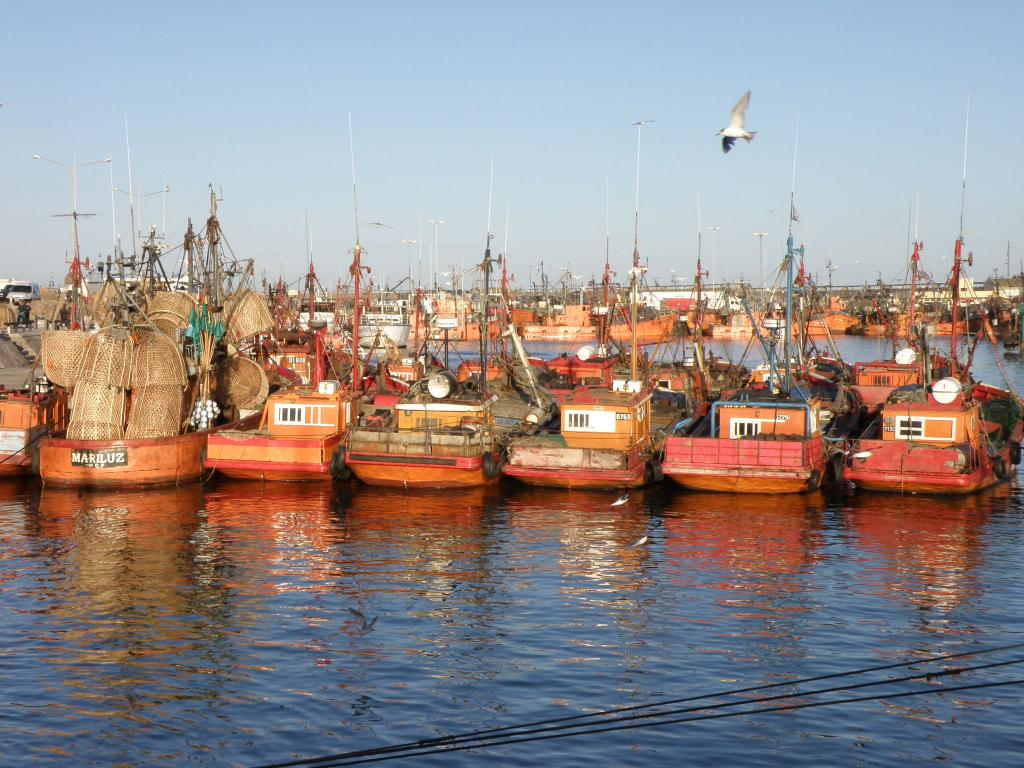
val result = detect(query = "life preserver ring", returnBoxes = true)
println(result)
[993,455,1009,480]
[1011,443,1022,466]
[329,447,351,481]
[807,469,823,491]
[482,451,501,479]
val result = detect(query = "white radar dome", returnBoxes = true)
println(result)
[931,377,962,405]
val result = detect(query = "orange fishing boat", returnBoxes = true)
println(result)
[0,384,69,476]
[40,429,222,488]
[503,250,666,490]
[207,294,362,482]
[502,379,660,489]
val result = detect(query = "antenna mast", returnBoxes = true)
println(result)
[479,152,495,386]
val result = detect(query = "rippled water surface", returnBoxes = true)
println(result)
[2,338,1024,766]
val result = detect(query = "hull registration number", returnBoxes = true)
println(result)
[71,449,128,468]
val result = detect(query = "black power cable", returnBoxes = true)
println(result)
[252,642,1024,768]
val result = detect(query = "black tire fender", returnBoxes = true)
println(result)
[993,455,1009,480]
[330,447,351,481]
[1011,442,1021,466]
[808,469,823,491]
[482,450,501,479]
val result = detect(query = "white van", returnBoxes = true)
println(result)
[1,282,42,302]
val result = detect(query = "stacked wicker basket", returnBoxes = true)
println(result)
[41,326,188,441]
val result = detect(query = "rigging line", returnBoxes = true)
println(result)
[253,644,1024,768]
[305,677,1024,767]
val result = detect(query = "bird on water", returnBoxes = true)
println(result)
[718,90,757,153]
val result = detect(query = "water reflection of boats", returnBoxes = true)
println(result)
[34,484,206,651]
[505,485,653,583]
[843,486,1002,616]
[661,492,824,578]
[660,492,824,655]
[202,479,343,577]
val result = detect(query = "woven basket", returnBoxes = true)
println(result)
[66,420,125,441]
[41,330,89,387]
[90,281,120,327]
[147,292,196,325]
[70,379,126,424]
[126,384,184,439]
[40,287,60,301]
[0,303,16,325]
[31,298,61,321]
[130,334,187,387]
[226,291,273,344]
[218,355,269,409]
[79,328,134,388]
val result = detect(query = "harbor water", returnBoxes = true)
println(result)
[2,337,1023,766]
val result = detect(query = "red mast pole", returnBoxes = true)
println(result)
[908,239,920,345]
[350,244,363,394]
[951,238,962,378]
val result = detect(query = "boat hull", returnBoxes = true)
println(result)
[845,440,1009,494]
[206,433,342,482]
[662,435,826,494]
[39,432,208,488]
[345,451,495,488]
[502,463,648,489]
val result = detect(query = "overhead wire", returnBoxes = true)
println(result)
[252,642,1024,768]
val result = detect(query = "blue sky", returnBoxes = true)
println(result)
[2,0,1022,292]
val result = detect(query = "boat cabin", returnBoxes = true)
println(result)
[558,380,652,452]
[878,399,979,447]
[262,380,353,438]
[712,399,816,440]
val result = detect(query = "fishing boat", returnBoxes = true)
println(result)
[206,326,359,481]
[845,376,1020,494]
[0,381,69,476]
[845,234,1023,494]
[39,194,273,489]
[343,179,537,489]
[662,168,833,494]
[502,144,667,491]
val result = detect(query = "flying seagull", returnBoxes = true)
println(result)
[611,493,629,507]
[718,90,756,154]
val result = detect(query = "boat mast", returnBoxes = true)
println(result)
[479,152,495,387]
[908,201,922,349]
[348,113,364,395]
[784,114,800,392]
[630,120,653,381]
[951,96,970,379]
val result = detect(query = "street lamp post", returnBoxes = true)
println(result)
[33,151,111,329]
[113,183,171,241]
[427,219,445,292]
[707,226,721,306]
[401,239,416,294]
[753,232,767,287]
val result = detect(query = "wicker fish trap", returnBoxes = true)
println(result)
[40,329,89,387]
[79,328,134,388]
[0,303,15,325]
[226,291,273,344]
[40,287,60,301]
[70,379,126,425]
[218,355,269,409]
[147,291,196,325]
[148,308,190,330]
[130,334,187,388]
[126,384,184,439]
[31,297,62,321]
[66,419,125,441]
[90,281,120,327]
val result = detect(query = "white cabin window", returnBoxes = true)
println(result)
[276,405,305,424]
[895,417,924,439]
[568,412,590,429]
[564,410,616,433]
[893,415,955,441]
[729,419,761,439]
